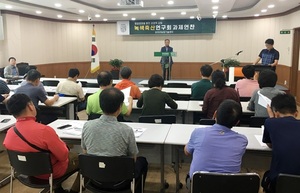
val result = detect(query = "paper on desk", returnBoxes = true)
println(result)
[121,87,131,106]
[254,135,267,147]
[257,91,271,108]
[132,127,147,138]
[57,121,84,136]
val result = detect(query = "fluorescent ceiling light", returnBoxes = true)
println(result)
[261,9,267,13]
[131,18,136,20]
[160,17,165,20]
[212,0,219,3]
[190,16,195,19]
[78,19,82,22]
[181,12,186,15]
[57,14,63,18]
[167,1,174,5]
[151,12,156,16]
[5,5,12,9]
[268,4,275,8]
[79,10,85,13]
[95,14,101,18]
[254,14,260,17]
[103,18,108,21]
[123,13,128,17]
[36,10,42,14]
[212,6,218,10]
[54,3,62,7]
[222,15,227,18]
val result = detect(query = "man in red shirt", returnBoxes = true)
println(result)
[3,94,79,193]
[114,66,141,99]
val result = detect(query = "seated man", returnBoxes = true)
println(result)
[262,93,300,193]
[137,74,178,115]
[184,99,248,190]
[235,65,259,97]
[191,64,213,100]
[0,79,10,94]
[114,66,141,99]
[4,57,19,78]
[247,69,284,117]
[56,68,86,111]
[203,70,240,119]
[86,71,133,120]
[3,94,79,193]
[82,88,148,193]
[15,69,59,123]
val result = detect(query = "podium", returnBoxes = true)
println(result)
[253,65,274,72]
[154,52,177,80]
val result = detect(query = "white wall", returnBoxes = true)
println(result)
[0,10,299,67]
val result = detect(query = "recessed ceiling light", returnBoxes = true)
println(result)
[212,0,219,3]
[181,12,186,15]
[103,18,108,21]
[167,1,174,5]
[268,4,275,8]
[95,14,101,18]
[212,6,218,10]
[151,12,156,16]
[79,10,85,13]
[160,17,165,20]
[78,19,82,22]
[131,18,136,21]
[261,9,267,13]
[5,5,12,9]
[36,10,42,14]
[57,14,63,18]
[190,16,195,19]
[123,13,128,17]
[254,14,260,17]
[117,3,120,6]
[222,15,227,18]
[213,11,218,14]
[54,3,62,7]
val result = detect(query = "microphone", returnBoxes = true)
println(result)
[236,50,243,55]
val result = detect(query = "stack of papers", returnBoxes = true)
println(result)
[132,127,147,138]
[257,91,271,108]
[57,121,84,136]
[121,87,131,106]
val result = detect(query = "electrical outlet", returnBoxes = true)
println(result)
[284,80,287,85]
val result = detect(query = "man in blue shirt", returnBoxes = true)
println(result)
[4,57,19,78]
[184,99,248,190]
[253,38,279,71]
[262,93,300,193]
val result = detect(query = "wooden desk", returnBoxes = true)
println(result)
[48,120,171,193]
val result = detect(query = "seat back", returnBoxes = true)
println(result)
[167,83,190,88]
[88,113,101,120]
[0,67,5,78]
[79,154,134,182]
[240,97,251,102]
[42,80,59,86]
[199,119,216,125]
[276,173,300,193]
[7,150,52,176]
[139,115,176,124]
[168,92,179,100]
[85,83,99,88]
[192,172,260,193]
[249,116,267,127]
[16,62,29,76]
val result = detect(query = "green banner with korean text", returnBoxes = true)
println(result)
[129,19,216,35]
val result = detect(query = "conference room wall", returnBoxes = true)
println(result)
[0,10,299,66]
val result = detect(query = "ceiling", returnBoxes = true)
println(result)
[0,0,300,22]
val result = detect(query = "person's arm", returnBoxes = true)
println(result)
[184,145,191,156]
[267,105,275,118]
[165,93,178,109]
[136,93,144,108]
[44,126,69,162]
[0,80,10,94]
[123,96,133,116]
[1,94,9,103]
[247,90,257,111]
[78,86,85,101]
[132,85,141,99]
[271,51,280,66]
[262,120,272,149]
[253,57,261,65]
[271,60,278,67]
[3,66,11,78]
[44,94,59,106]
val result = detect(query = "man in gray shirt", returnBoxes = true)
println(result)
[248,69,284,117]
[82,87,148,193]
[4,57,19,78]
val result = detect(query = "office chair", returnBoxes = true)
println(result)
[239,97,251,102]
[199,119,216,125]
[42,80,59,86]
[85,83,99,88]
[191,171,260,193]
[139,115,176,124]
[79,154,137,193]
[7,150,78,193]
[16,62,29,76]
[167,83,190,88]
[249,116,267,127]
[276,173,300,193]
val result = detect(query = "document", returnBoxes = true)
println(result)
[121,87,131,106]
[132,127,147,138]
[254,135,267,147]
[257,91,271,108]
[57,121,84,136]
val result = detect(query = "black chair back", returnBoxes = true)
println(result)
[139,115,176,124]
[16,62,29,76]
[7,150,52,176]
[0,67,4,78]
[249,116,267,127]
[276,173,300,193]
[85,83,99,88]
[79,154,134,182]
[42,80,59,86]
[192,172,260,193]
[199,119,216,125]
[239,97,251,102]
[88,113,101,120]
[167,83,190,88]
[168,92,179,100]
